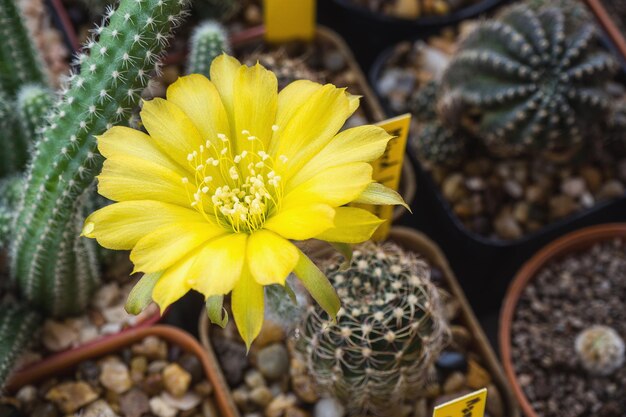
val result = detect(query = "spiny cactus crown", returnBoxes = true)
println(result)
[413,121,465,165]
[186,20,230,78]
[575,325,625,376]
[439,2,618,157]
[300,242,449,416]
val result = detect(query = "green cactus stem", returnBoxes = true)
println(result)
[0,91,26,177]
[0,0,48,96]
[16,84,53,146]
[300,242,449,416]
[186,21,230,78]
[0,303,41,387]
[11,0,188,317]
[0,175,23,248]
[439,2,618,157]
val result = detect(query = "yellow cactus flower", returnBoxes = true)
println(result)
[82,54,407,347]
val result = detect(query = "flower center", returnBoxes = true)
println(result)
[182,129,286,233]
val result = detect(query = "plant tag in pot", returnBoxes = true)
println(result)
[433,388,487,417]
[263,0,315,42]
[356,113,411,240]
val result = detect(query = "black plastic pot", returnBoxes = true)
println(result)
[318,0,509,71]
[371,36,626,317]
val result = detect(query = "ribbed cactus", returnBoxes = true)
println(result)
[0,175,23,248]
[16,84,53,145]
[0,0,48,96]
[11,0,187,317]
[186,21,230,78]
[0,304,41,386]
[413,121,465,164]
[439,2,618,157]
[0,91,26,177]
[409,80,439,123]
[575,325,625,376]
[300,242,449,416]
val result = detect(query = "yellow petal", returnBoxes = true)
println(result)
[131,222,226,273]
[289,125,392,188]
[233,63,277,151]
[166,74,231,146]
[353,182,410,210]
[141,98,204,165]
[97,156,192,206]
[315,207,384,243]
[82,201,205,250]
[210,54,241,136]
[264,204,335,241]
[292,249,340,319]
[283,162,373,207]
[247,230,298,286]
[152,250,200,313]
[98,126,186,174]
[231,265,265,350]
[188,233,247,297]
[271,84,354,177]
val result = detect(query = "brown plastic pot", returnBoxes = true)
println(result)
[6,325,240,417]
[199,226,520,417]
[499,223,626,417]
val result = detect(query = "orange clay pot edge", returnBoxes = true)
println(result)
[498,223,626,417]
[6,325,240,417]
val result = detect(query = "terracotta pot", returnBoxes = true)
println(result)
[499,223,626,417]
[199,226,520,417]
[6,325,240,417]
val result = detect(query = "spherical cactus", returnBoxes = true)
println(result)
[575,325,625,376]
[439,2,618,157]
[412,121,465,165]
[186,21,231,78]
[300,242,449,416]
[409,80,439,123]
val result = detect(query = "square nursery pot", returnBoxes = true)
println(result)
[499,223,626,417]
[317,0,509,71]
[368,5,626,317]
[198,227,521,417]
[5,324,240,417]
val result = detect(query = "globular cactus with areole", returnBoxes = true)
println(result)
[299,242,449,416]
[0,0,188,389]
[413,121,465,165]
[439,2,618,157]
[575,325,625,376]
[186,20,231,78]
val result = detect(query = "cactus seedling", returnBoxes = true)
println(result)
[439,3,618,157]
[575,325,625,376]
[300,242,449,416]
[186,21,230,78]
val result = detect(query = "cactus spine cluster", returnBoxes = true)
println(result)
[0,0,48,96]
[0,305,41,386]
[300,242,449,416]
[10,0,187,318]
[575,325,625,376]
[186,21,230,78]
[439,2,618,157]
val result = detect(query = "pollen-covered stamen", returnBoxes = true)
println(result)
[182,131,286,233]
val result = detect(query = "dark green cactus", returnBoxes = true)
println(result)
[0,0,48,96]
[439,2,618,156]
[413,121,465,165]
[11,0,188,317]
[186,20,230,78]
[0,175,23,248]
[300,242,449,416]
[0,303,41,386]
[0,91,27,177]
[409,80,440,123]
[16,84,53,145]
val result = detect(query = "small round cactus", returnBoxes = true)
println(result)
[413,121,465,165]
[439,2,618,157]
[300,242,449,416]
[186,21,230,78]
[575,325,625,376]
[409,80,440,123]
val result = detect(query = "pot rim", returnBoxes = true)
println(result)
[498,222,626,417]
[6,324,240,417]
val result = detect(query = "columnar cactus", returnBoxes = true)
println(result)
[11,0,187,317]
[0,175,23,248]
[439,2,618,156]
[300,242,449,416]
[0,0,48,96]
[0,91,26,177]
[575,325,625,376]
[16,84,53,145]
[0,305,41,386]
[186,21,230,78]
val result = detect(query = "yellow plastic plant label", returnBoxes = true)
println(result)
[360,113,411,241]
[432,388,487,417]
[264,0,315,43]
